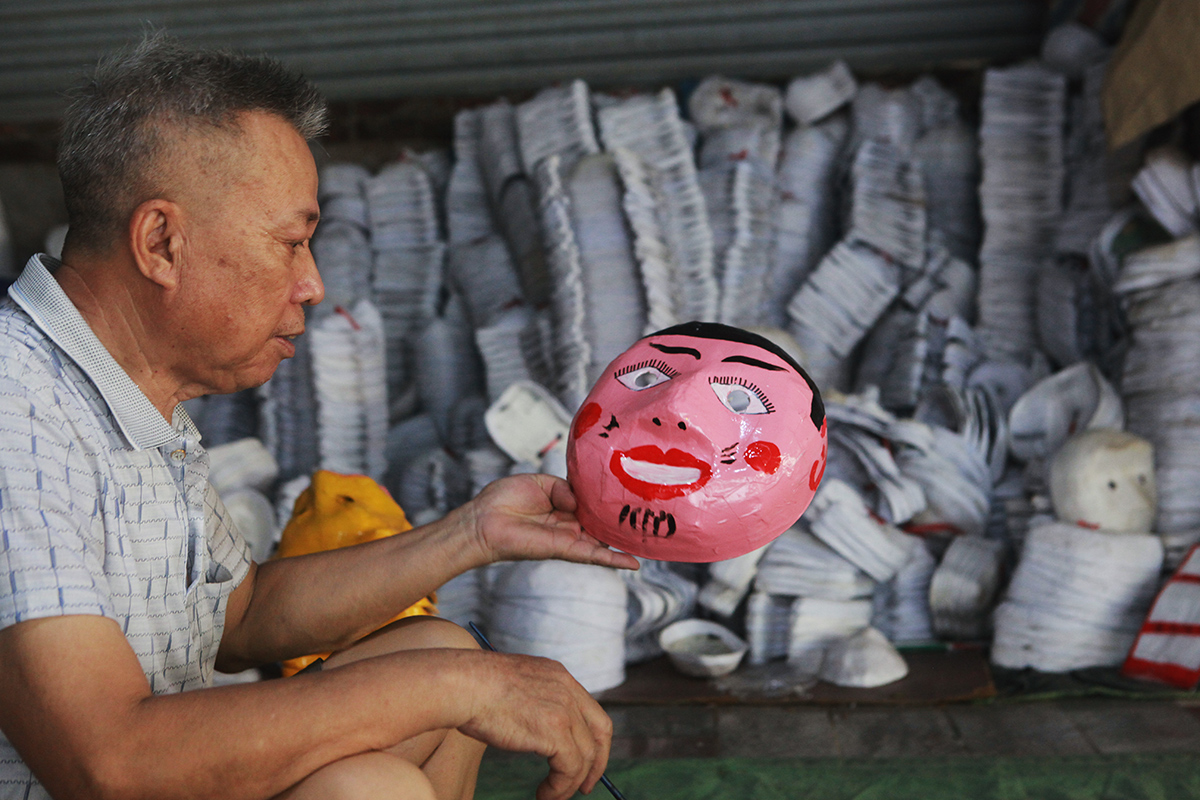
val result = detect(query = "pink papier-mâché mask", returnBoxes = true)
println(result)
[567,321,827,562]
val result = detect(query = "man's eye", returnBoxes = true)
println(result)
[710,380,772,414]
[616,366,673,391]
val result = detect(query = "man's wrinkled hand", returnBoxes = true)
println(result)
[457,651,614,800]
[464,474,639,571]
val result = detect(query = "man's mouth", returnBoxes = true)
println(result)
[610,445,712,500]
[275,333,299,356]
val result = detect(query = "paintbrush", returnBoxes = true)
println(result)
[468,622,628,800]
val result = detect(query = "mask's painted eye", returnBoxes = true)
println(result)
[615,360,678,391]
[710,380,772,414]
[617,366,672,391]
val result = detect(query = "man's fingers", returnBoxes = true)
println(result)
[547,476,579,513]
[582,711,612,793]
[564,536,640,570]
[539,745,590,800]
[535,697,605,800]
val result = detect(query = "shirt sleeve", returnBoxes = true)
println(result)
[0,375,115,630]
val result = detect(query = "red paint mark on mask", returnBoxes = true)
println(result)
[809,441,827,491]
[610,446,713,500]
[745,441,781,474]
[574,402,602,439]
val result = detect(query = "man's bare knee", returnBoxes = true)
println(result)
[380,616,481,651]
[277,752,435,800]
[325,616,479,668]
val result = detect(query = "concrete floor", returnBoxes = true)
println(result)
[600,698,1200,760]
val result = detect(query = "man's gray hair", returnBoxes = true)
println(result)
[58,33,329,251]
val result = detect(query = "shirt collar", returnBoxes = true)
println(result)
[8,254,200,450]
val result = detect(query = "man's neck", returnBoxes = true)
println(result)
[53,256,182,422]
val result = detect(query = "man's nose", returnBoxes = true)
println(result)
[294,247,325,306]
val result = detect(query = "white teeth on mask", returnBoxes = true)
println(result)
[620,456,700,485]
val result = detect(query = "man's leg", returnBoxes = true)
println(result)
[276,751,437,800]
[274,616,487,800]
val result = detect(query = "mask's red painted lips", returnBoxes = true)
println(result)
[610,445,713,500]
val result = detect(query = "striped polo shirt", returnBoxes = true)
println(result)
[0,254,252,797]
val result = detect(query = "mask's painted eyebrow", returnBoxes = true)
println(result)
[650,342,701,359]
[721,355,786,371]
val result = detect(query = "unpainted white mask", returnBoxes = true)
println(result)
[1049,429,1156,533]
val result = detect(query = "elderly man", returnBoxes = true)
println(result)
[0,35,637,800]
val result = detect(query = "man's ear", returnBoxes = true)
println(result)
[129,198,184,291]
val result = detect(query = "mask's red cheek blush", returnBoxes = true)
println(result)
[574,402,602,439]
[745,441,781,474]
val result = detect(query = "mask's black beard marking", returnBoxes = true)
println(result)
[721,442,737,464]
[619,505,677,537]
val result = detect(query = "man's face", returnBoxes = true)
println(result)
[169,111,323,395]
[567,327,826,562]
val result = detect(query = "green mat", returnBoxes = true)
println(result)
[477,754,1200,800]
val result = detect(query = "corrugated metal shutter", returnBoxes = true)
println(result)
[0,1,1044,122]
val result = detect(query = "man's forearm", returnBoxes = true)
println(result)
[0,616,480,800]
[217,505,485,670]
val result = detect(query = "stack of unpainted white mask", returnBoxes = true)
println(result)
[872,542,937,644]
[975,62,1066,364]
[1007,361,1124,471]
[855,256,979,412]
[992,429,1164,671]
[895,411,996,539]
[847,139,926,270]
[484,560,629,694]
[1116,234,1200,567]
[446,109,496,245]
[517,80,601,176]
[765,113,848,328]
[624,560,698,663]
[1044,23,1117,258]
[699,543,772,618]
[258,335,320,484]
[267,162,375,482]
[598,88,719,327]
[313,164,372,312]
[367,160,445,417]
[689,76,782,329]
[746,592,793,665]
[535,151,646,409]
[912,81,980,263]
[1131,147,1199,240]
[929,534,1006,641]
[738,477,917,686]
[477,99,549,309]
[822,393,925,523]
[411,295,487,446]
[309,298,388,481]
[786,241,902,389]
[521,82,632,410]
[754,526,875,602]
[764,61,855,328]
